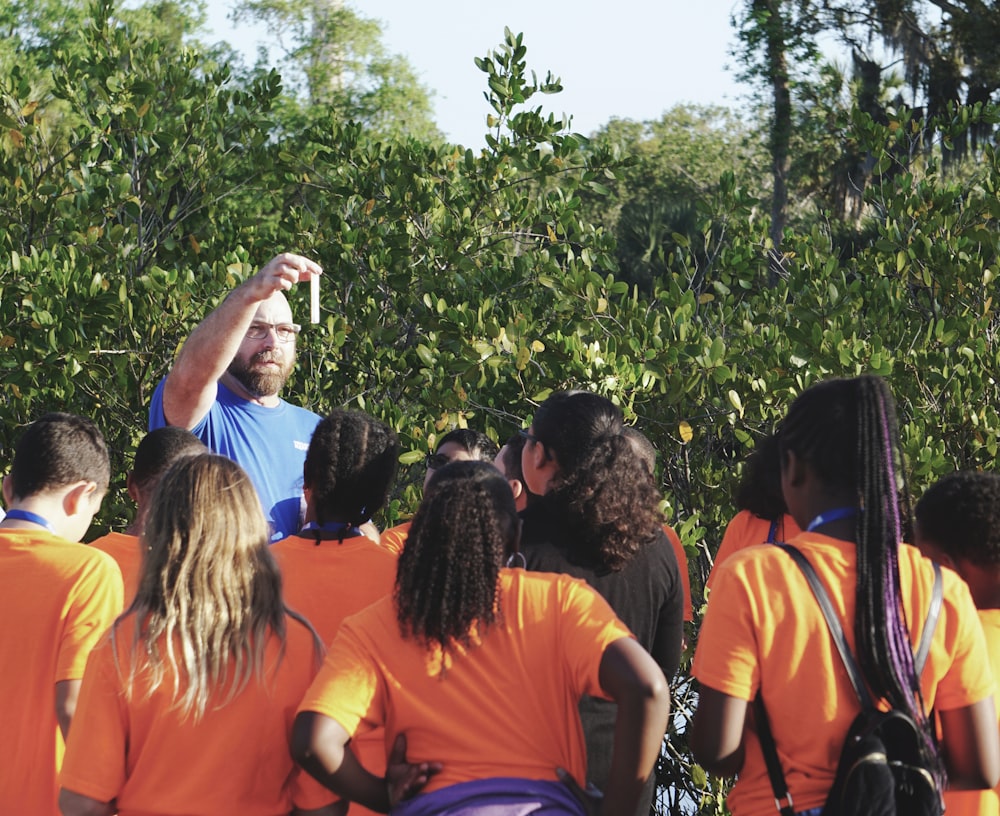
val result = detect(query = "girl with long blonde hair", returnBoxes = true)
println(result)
[59,454,340,816]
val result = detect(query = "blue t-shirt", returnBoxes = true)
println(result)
[149,379,321,541]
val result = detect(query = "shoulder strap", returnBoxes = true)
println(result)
[777,543,875,711]
[913,561,943,676]
[754,694,796,816]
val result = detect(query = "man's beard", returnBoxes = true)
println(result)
[228,348,294,398]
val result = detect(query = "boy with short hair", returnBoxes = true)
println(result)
[90,426,206,601]
[0,413,124,816]
[915,469,1000,816]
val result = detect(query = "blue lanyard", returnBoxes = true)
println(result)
[301,521,364,543]
[806,506,857,532]
[4,509,55,533]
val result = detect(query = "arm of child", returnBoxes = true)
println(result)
[938,697,1000,790]
[689,683,750,778]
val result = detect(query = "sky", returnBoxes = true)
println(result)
[206,0,750,149]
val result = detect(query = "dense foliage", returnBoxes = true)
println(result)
[2,2,1000,814]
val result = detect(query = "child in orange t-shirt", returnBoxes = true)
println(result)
[59,455,339,816]
[272,409,401,816]
[691,375,999,816]
[915,469,1000,816]
[293,461,671,816]
[381,428,499,555]
[0,413,124,816]
[706,431,801,594]
[89,427,205,602]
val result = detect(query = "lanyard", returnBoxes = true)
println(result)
[4,509,55,533]
[806,506,857,533]
[300,521,364,543]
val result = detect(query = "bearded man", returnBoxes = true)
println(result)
[149,253,323,541]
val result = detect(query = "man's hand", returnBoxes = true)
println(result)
[386,734,442,808]
[246,253,323,299]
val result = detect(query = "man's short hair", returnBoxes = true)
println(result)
[7,413,110,500]
[131,427,207,495]
[436,429,499,462]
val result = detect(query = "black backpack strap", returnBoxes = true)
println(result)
[913,561,943,676]
[777,543,875,710]
[754,694,797,816]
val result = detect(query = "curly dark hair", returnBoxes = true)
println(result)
[394,461,518,664]
[915,470,1000,567]
[734,432,788,520]
[532,391,664,571]
[303,409,400,527]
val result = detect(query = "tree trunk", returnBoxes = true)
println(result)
[755,0,792,285]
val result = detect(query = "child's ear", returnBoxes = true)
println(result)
[782,449,807,488]
[126,471,140,504]
[63,480,99,518]
[508,478,524,502]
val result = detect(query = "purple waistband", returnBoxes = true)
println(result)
[391,777,587,816]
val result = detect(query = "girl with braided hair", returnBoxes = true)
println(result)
[517,390,684,816]
[690,375,999,816]
[272,409,402,816]
[292,460,670,816]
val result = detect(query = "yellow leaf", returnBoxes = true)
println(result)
[530,340,545,352]
[596,297,608,313]
[0,334,14,350]
[20,101,39,118]
[679,421,693,444]
[188,234,201,254]
[698,293,715,305]
[8,129,25,148]
[364,198,376,214]
[137,102,150,118]
[515,346,531,370]
[11,384,21,399]
[546,225,558,242]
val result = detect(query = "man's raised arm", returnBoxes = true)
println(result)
[160,253,322,429]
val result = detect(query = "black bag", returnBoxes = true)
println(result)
[755,543,943,816]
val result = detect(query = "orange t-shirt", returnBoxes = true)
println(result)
[0,530,124,816]
[272,532,398,816]
[59,615,333,815]
[692,533,994,816]
[89,531,141,604]
[664,524,693,622]
[705,510,801,593]
[942,607,1000,816]
[379,520,411,555]
[298,569,634,794]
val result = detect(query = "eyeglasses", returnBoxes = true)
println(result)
[518,429,543,446]
[245,322,302,342]
[424,453,451,470]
